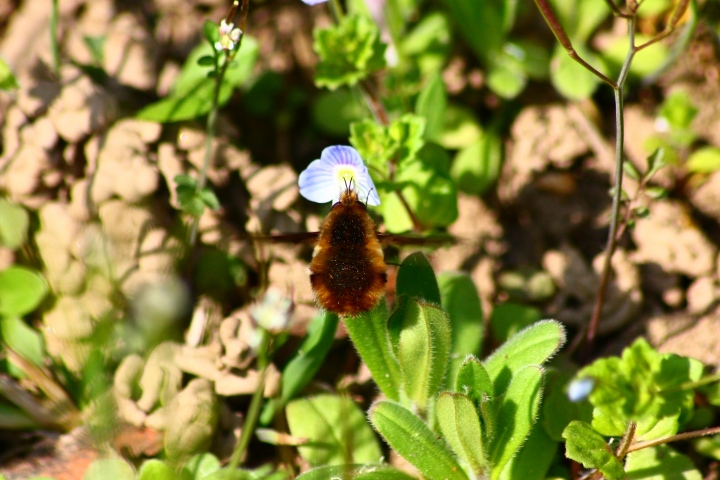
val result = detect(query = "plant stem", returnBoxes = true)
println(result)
[50,0,60,76]
[626,425,720,453]
[228,330,271,469]
[330,0,345,22]
[586,18,636,346]
[188,0,248,247]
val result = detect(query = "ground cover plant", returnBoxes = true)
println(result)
[1,0,720,478]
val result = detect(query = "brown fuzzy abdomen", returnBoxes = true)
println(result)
[310,245,387,316]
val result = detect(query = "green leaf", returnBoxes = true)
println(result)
[489,365,544,480]
[370,401,469,480]
[450,130,503,195]
[489,302,542,344]
[136,38,258,122]
[455,357,494,407]
[498,422,557,480]
[579,338,704,439]
[296,465,417,480]
[438,272,484,387]
[625,445,702,480]
[84,457,135,480]
[441,105,482,149]
[687,147,720,173]
[645,148,667,179]
[203,20,220,44]
[623,161,641,181]
[1,316,45,371]
[286,394,382,466]
[550,45,602,100]
[549,0,608,42]
[197,55,215,67]
[262,321,334,421]
[260,311,339,424]
[541,369,593,442]
[0,402,38,429]
[314,14,386,90]
[415,74,447,142]
[0,267,48,317]
[694,434,720,461]
[137,460,177,480]
[659,91,698,130]
[396,252,441,304]
[182,453,221,479]
[487,61,527,99]
[345,298,402,401]
[312,89,365,137]
[442,0,505,65]
[562,421,624,480]
[389,298,451,410]
[0,198,29,249]
[199,188,220,210]
[0,56,19,90]
[436,393,487,473]
[602,34,669,78]
[483,320,565,394]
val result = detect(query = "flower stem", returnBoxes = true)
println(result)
[627,425,720,453]
[228,330,271,469]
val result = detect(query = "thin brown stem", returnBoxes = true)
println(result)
[615,421,637,460]
[532,0,617,88]
[627,425,720,453]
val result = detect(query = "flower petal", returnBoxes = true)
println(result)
[298,145,380,206]
[301,0,329,5]
[299,159,338,204]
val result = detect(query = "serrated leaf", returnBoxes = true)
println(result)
[436,393,487,474]
[344,298,402,401]
[483,320,565,394]
[562,421,624,480]
[579,338,703,439]
[438,272,484,387]
[396,252,441,304]
[296,464,417,480]
[314,14,386,90]
[415,74,447,142]
[0,267,48,317]
[286,394,382,466]
[0,198,29,250]
[489,365,544,480]
[389,298,451,410]
[625,445,702,480]
[450,130,503,195]
[370,401,469,480]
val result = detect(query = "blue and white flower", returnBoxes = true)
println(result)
[300,0,329,5]
[298,145,381,206]
[567,377,595,402]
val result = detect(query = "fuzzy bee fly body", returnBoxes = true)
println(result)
[309,186,387,316]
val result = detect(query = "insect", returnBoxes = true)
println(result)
[309,183,387,316]
[257,145,452,316]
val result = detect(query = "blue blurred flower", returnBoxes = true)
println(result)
[298,145,381,206]
[567,377,595,402]
[301,0,329,4]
